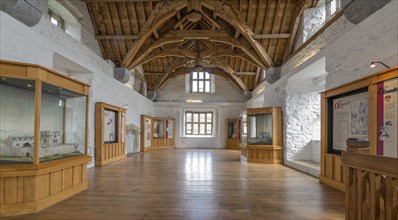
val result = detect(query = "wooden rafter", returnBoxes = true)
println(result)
[203,0,273,68]
[121,1,187,67]
[129,30,267,69]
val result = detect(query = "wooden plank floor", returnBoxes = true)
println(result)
[5,149,345,220]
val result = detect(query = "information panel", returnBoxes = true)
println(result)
[332,91,368,151]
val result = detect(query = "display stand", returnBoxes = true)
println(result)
[140,115,175,152]
[95,102,126,166]
[0,60,91,216]
[226,118,240,150]
[239,107,283,164]
[320,66,397,192]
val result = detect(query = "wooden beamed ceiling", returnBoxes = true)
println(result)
[85,0,316,91]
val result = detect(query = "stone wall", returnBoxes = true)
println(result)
[156,74,248,103]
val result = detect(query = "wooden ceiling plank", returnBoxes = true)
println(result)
[83,0,162,2]
[273,0,291,63]
[253,33,291,38]
[86,3,107,58]
[121,2,132,35]
[95,35,141,40]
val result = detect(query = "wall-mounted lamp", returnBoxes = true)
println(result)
[370,61,390,69]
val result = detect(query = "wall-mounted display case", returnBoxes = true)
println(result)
[320,66,397,192]
[140,115,175,151]
[240,107,282,164]
[95,102,126,167]
[0,60,91,217]
[226,118,240,150]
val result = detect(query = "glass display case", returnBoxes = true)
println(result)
[248,113,272,145]
[95,102,126,167]
[240,107,282,164]
[140,115,175,151]
[226,118,240,150]
[241,110,247,144]
[0,60,91,217]
[0,75,88,165]
[153,119,165,138]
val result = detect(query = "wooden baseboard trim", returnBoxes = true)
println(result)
[319,175,345,192]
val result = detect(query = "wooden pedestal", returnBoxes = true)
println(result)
[0,156,91,217]
[240,144,282,164]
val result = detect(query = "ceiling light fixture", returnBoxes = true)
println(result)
[370,61,390,69]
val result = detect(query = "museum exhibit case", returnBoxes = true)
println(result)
[0,60,91,216]
[95,102,126,167]
[140,115,175,151]
[226,118,240,150]
[320,66,397,192]
[239,107,283,164]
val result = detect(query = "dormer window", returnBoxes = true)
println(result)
[191,72,211,93]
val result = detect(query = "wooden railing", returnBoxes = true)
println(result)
[342,152,398,220]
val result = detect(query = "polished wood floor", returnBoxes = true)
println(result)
[6,149,345,220]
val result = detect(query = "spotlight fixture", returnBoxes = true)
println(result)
[370,61,390,69]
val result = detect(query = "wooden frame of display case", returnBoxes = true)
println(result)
[225,118,241,150]
[240,107,283,164]
[140,115,175,152]
[320,67,397,192]
[0,60,91,217]
[95,102,126,166]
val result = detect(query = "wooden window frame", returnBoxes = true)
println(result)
[190,71,211,93]
[185,111,213,136]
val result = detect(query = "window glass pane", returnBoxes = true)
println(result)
[186,113,192,122]
[0,78,35,164]
[192,81,198,92]
[206,113,212,122]
[199,72,204,79]
[193,113,198,122]
[205,72,210,79]
[186,124,192,134]
[193,72,198,79]
[193,124,199,134]
[50,17,58,26]
[199,81,204,92]
[205,81,210,92]
[40,83,86,162]
[200,113,205,122]
[199,124,205,134]
[206,124,212,132]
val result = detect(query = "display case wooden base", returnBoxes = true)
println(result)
[226,138,240,150]
[0,156,91,217]
[240,145,283,164]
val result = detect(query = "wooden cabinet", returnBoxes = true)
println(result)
[320,66,397,192]
[140,115,175,152]
[240,107,283,164]
[0,60,91,216]
[226,118,240,150]
[95,102,126,167]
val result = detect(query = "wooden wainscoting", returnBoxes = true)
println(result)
[319,153,345,192]
[0,156,91,217]
[98,143,126,166]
